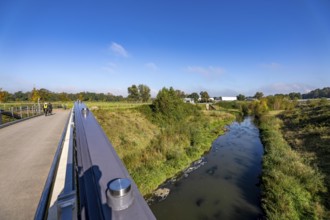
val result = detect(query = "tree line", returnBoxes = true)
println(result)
[1,86,329,103]
[302,87,330,99]
[0,87,125,103]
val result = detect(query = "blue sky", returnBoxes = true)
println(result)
[1,0,329,97]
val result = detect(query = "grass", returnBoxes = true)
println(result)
[91,101,235,195]
[259,113,328,219]
[267,110,284,116]
[85,101,150,110]
[279,101,330,214]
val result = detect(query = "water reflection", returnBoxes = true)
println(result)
[150,117,264,220]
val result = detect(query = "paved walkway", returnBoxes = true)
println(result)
[0,109,70,220]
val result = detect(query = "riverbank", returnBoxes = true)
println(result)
[150,117,264,220]
[92,102,235,195]
[258,113,327,219]
[279,101,330,216]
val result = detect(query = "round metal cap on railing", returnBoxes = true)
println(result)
[107,178,134,211]
[81,107,89,118]
[109,178,131,197]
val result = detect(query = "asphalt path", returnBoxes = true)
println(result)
[0,109,70,220]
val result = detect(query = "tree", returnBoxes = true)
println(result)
[13,91,29,101]
[59,92,70,102]
[78,92,85,101]
[153,87,186,121]
[188,92,199,103]
[0,88,10,103]
[30,87,40,102]
[38,88,51,101]
[175,90,186,98]
[288,92,301,100]
[138,84,151,102]
[237,94,246,101]
[127,85,140,101]
[200,91,210,102]
[253,98,269,116]
[302,87,330,99]
[254,92,264,100]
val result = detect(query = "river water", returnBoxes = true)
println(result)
[150,117,264,220]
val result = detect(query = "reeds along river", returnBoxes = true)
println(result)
[150,117,264,220]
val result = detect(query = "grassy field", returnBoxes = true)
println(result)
[279,101,330,214]
[258,102,330,219]
[85,101,150,110]
[90,101,235,195]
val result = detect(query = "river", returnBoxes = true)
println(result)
[150,117,264,220]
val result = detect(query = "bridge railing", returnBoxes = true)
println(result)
[0,105,43,127]
[35,102,155,220]
[73,102,155,219]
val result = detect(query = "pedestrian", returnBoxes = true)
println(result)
[48,103,53,114]
[43,102,48,116]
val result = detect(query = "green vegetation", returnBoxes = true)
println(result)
[92,87,235,195]
[199,91,210,102]
[215,97,330,219]
[127,84,151,102]
[258,114,327,219]
[85,101,149,110]
[0,87,125,103]
[279,100,330,213]
[302,87,330,99]
[5,85,329,217]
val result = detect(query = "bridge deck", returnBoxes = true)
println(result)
[0,109,70,220]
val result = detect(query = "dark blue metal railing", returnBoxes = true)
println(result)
[35,102,155,219]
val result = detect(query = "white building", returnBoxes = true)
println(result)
[221,97,237,101]
[183,98,195,104]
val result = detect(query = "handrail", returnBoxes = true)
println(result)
[74,102,156,220]
[34,110,72,220]
[35,102,156,219]
[0,106,43,128]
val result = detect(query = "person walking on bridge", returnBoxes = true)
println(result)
[48,102,53,115]
[43,102,48,116]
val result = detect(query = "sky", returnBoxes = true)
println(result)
[0,0,329,97]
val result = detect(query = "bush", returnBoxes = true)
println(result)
[93,96,235,196]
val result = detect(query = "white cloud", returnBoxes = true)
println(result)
[186,66,225,76]
[102,62,118,74]
[145,62,158,71]
[258,83,314,95]
[109,42,129,57]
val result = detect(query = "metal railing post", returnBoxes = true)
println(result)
[20,106,22,119]
[27,106,29,117]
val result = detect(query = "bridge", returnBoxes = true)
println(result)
[0,102,155,220]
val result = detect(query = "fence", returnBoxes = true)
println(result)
[34,102,156,220]
[0,104,42,126]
